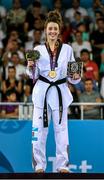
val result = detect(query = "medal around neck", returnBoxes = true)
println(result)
[67,57,83,77]
[48,70,57,78]
[25,49,40,62]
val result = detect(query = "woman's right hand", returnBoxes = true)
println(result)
[27,60,34,68]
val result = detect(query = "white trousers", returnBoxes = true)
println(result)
[32,105,69,172]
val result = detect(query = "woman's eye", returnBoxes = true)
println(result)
[48,27,52,30]
[54,27,58,31]
[48,27,58,31]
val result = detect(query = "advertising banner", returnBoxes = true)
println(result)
[0,120,104,173]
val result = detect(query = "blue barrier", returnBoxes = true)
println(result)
[0,120,32,173]
[0,119,104,173]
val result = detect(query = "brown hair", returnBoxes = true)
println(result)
[44,10,63,30]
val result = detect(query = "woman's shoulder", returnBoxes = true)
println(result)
[62,43,73,51]
[33,44,46,55]
[34,44,44,50]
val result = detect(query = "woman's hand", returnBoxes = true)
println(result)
[27,60,34,68]
[71,73,81,80]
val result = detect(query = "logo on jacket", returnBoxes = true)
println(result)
[32,127,38,141]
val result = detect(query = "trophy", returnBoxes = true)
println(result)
[25,49,40,62]
[67,57,83,78]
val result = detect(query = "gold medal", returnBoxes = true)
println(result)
[48,71,57,78]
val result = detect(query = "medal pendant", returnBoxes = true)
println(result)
[48,71,57,78]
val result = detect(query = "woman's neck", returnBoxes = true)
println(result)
[47,39,57,51]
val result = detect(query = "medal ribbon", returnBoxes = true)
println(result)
[45,40,62,71]
[47,44,57,71]
[32,64,36,84]
[50,51,56,71]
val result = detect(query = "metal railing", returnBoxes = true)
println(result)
[72,102,104,120]
[0,102,104,120]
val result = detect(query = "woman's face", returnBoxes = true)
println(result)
[45,22,60,42]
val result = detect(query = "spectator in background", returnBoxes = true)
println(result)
[81,49,99,82]
[26,14,45,44]
[21,83,32,102]
[6,0,26,33]
[0,40,4,59]
[0,89,19,119]
[39,0,53,11]
[70,11,84,31]
[2,37,25,80]
[25,29,42,50]
[24,1,42,32]
[0,1,7,37]
[76,22,90,41]
[90,18,104,68]
[0,0,12,11]
[87,0,104,24]
[53,0,65,17]
[1,66,22,101]
[26,0,52,15]
[0,13,7,41]
[27,17,42,39]
[100,76,104,100]
[100,49,104,102]
[10,52,26,81]
[64,0,88,23]
[2,29,22,48]
[100,49,104,77]
[79,78,102,119]
[89,10,104,32]
[5,38,22,55]
[71,30,92,58]
[60,18,73,44]
[75,49,99,95]
[0,2,7,18]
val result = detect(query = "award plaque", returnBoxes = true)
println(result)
[67,57,83,77]
[25,49,40,62]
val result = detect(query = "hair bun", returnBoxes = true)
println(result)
[47,10,62,23]
[45,10,62,29]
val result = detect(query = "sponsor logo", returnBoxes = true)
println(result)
[0,120,27,134]
[48,157,92,172]
[32,127,38,141]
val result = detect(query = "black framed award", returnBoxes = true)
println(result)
[67,57,83,77]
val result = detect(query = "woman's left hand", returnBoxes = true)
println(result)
[72,73,81,80]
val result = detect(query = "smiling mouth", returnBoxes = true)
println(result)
[49,32,57,36]
[50,34,57,38]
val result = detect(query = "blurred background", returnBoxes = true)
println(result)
[0,0,104,120]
